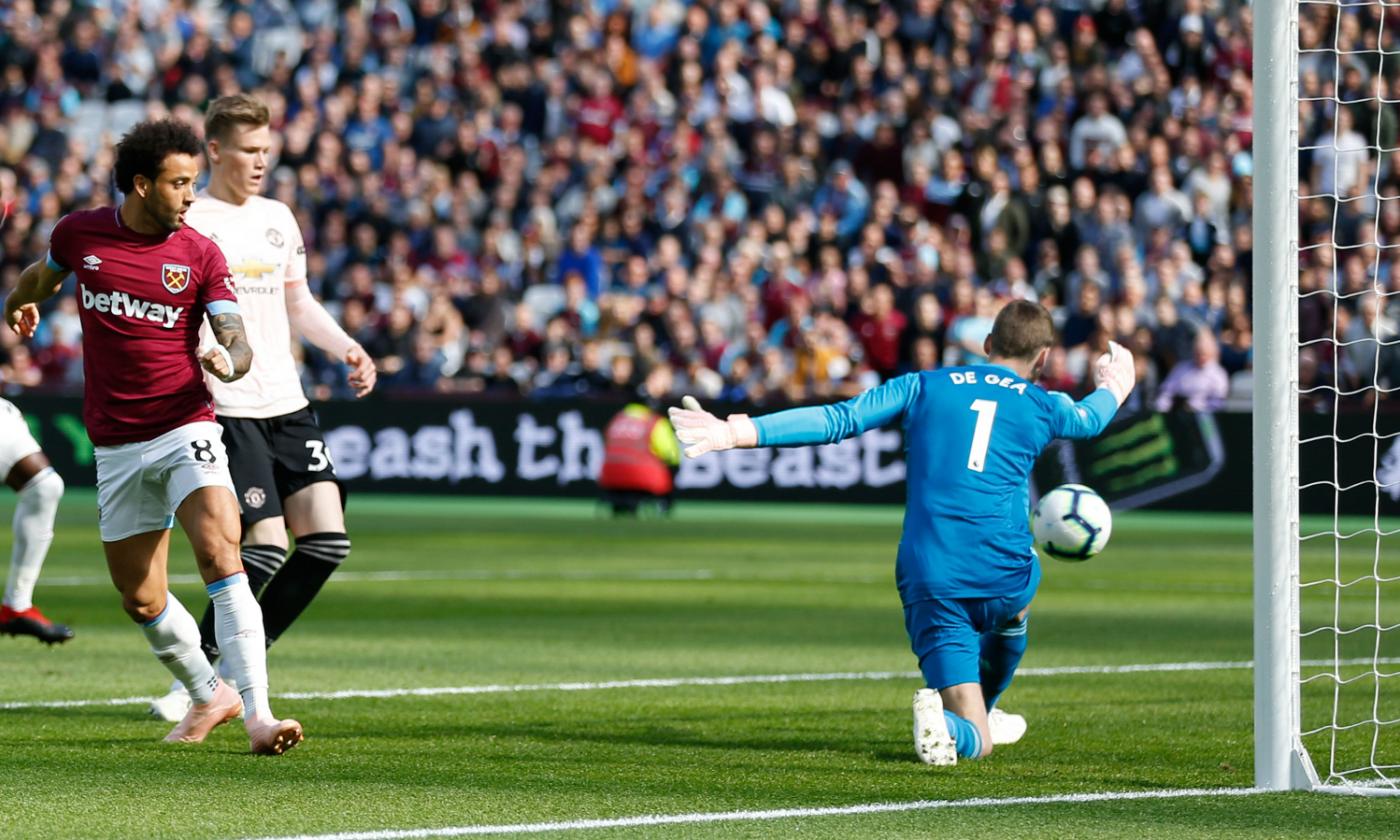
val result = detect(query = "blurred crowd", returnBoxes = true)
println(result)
[0,0,1387,412]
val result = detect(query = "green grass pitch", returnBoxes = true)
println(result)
[3,492,1399,839]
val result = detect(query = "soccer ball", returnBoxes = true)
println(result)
[1031,484,1112,561]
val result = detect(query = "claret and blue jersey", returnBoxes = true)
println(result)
[752,365,1120,606]
[45,207,239,447]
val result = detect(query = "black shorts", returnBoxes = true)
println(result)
[219,407,341,527]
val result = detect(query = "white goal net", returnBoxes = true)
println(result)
[1259,0,1400,794]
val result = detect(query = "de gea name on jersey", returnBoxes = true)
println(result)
[948,370,1029,394]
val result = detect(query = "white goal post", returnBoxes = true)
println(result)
[1253,0,1304,792]
[1254,0,1400,795]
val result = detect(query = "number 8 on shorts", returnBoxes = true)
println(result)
[94,420,236,542]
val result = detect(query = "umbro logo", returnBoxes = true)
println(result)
[82,255,102,270]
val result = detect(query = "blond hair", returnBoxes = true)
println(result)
[204,93,270,142]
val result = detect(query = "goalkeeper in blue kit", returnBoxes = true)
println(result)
[669,301,1136,765]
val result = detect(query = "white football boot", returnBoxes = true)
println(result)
[912,688,958,766]
[148,680,192,722]
[988,707,1027,745]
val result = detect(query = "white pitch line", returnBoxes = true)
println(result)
[26,571,1273,590]
[35,569,723,587]
[242,786,1266,840]
[4,658,1397,712]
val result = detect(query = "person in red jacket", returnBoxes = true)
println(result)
[598,402,681,516]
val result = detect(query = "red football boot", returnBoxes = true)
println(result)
[0,605,75,644]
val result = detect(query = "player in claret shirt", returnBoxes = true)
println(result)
[2,119,303,755]
[147,94,376,722]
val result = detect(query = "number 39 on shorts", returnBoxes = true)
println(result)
[306,439,333,472]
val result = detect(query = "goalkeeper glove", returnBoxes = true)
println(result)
[668,395,758,458]
[1093,340,1137,407]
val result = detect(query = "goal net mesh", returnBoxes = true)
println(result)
[1295,0,1400,792]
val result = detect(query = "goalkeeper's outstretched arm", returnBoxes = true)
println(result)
[1051,340,1136,440]
[668,341,1136,458]
[668,374,922,458]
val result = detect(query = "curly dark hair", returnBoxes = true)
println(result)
[113,119,202,194]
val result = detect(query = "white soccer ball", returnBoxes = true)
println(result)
[1031,484,1113,561]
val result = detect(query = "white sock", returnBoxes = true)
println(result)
[207,572,272,721]
[142,593,219,705]
[217,655,236,685]
[4,467,63,611]
[171,658,234,696]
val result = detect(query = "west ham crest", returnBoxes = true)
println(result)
[161,263,191,294]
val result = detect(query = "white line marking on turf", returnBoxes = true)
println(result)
[37,569,723,587]
[30,571,1269,590]
[240,787,1266,839]
[4,658,1397,712]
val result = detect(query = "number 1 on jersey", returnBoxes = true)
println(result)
[967,399,998,472]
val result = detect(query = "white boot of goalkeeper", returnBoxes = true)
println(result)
[912,688,957,766]
[988,708,1026,746]
[148,679,192,722]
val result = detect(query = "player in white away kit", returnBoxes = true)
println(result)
[0,400,71,644]
[3,119,302,754]
[149,95,375,720]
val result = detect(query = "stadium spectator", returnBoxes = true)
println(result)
[1155,329,1230,412]
[1343,292,1400,393]
[1069,93,1127,172]
[0,0,1371,415]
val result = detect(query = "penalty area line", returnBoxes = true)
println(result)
[3,658,1396,711]
[240,786,1266,839]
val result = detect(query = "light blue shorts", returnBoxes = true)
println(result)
[903,565,1040,690]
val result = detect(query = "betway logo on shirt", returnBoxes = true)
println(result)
[79,283,183,329]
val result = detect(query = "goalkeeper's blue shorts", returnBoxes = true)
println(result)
[903,563,1041,691]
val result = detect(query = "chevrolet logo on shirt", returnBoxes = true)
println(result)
[230,260,277,280]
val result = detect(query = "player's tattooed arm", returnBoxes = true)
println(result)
[201,313,254,382]
[5,257,68,337]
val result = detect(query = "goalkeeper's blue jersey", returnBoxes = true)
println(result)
[752,366,1119,604]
